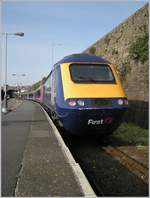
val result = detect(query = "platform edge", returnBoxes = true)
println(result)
[40,104,96,197]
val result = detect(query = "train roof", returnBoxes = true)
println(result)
[56,53,110,65]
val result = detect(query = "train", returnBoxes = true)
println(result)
[22,53,128,135]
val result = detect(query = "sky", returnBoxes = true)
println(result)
[1,0,148,86]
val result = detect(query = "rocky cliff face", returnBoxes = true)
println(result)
[84,4,149,128]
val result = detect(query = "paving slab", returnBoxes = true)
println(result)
[15,101,95,197]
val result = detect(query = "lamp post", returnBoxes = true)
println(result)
[51,42,62,65]
[1,32,24,113]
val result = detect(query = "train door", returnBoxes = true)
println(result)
[51,71,55,106]
[51,67,57,106]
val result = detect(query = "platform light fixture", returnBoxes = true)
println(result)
[1,32,24,113]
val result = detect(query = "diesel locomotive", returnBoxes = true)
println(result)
[23,53,128,135]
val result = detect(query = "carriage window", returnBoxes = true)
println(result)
[37,90,40,97]
[70,64,115,83]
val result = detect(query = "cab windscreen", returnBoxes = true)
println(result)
[70,64,115,83]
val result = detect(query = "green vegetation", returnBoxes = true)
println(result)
[104,36,110,45]
[116,61,131,81]
[31,80,42,91]
[42,77,47,83]
[129,32,148,63]
[123,66,131,78]
[112,48,118,55]
[28,76,47,92]
[113,122,148,145]
[122,62,131,80]
[89,46,96,54]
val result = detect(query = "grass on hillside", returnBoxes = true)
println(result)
[113,122,148,146]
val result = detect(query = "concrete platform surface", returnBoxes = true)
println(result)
[11,101,95,196]
[2,100,33,196]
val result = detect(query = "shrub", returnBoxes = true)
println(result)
[104,36,110,45]
[89,46,96,54]
[112,48,118,55]
[129,32,148,63]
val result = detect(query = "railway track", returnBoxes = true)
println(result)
[102,145,148,184]
[45,109,148,196]
[62,134,148,196]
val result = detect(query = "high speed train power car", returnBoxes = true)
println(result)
[23,53,128,135]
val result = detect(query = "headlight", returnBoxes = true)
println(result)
[68,100,76,106]
[124,99,128,105]
[77,99,85,106]
[118,99,123,105]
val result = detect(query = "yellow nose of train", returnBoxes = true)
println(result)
[61,62,126,100]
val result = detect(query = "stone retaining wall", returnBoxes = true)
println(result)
[84,4,149,128]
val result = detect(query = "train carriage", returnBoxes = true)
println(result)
[40,53,128,135]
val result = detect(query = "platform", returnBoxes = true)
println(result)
[2,100,95,197]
